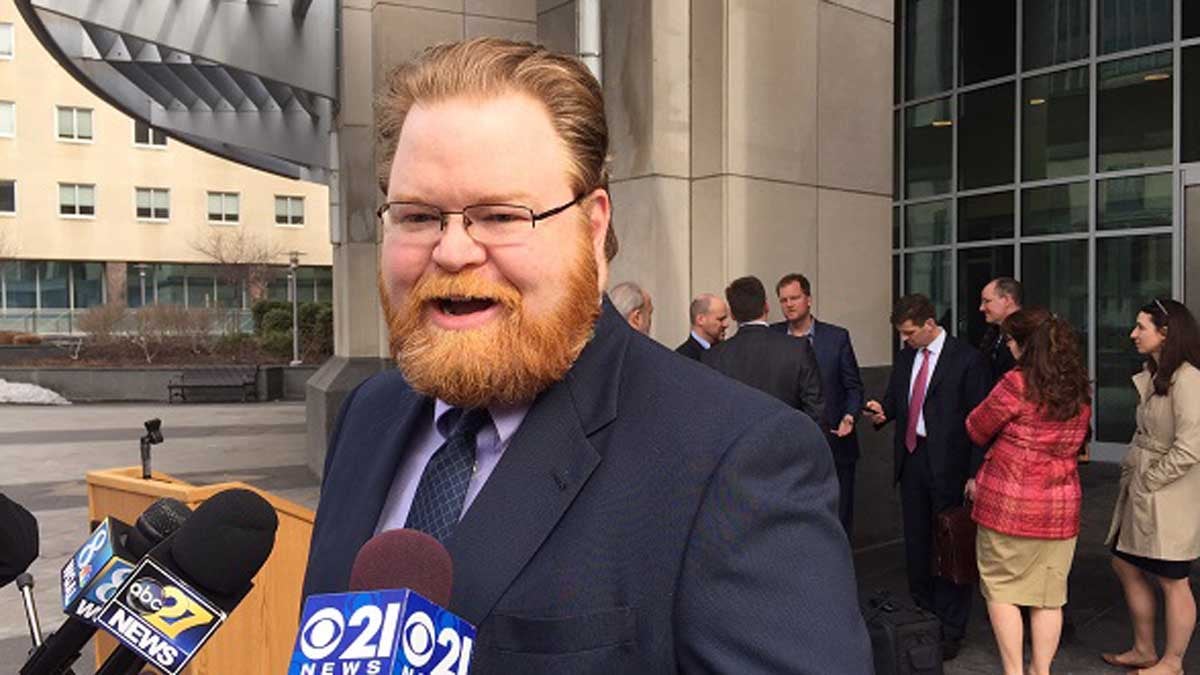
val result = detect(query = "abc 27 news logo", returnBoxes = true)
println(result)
[290,589,475,675]
[98,558,227,674]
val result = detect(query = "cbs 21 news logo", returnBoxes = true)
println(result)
[296,591,474,675]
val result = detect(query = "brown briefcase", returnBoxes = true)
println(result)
[933,505,978,585]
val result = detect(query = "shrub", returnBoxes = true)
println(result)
[12,333,42,345]
[262,308,293,335]
[0,331,16,345]
[77,304,129,343]
[259,330,294,359]
[252,300,291,335]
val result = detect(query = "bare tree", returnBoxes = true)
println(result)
[189,227,285,305]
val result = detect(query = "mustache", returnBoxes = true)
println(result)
[408,272,522,310]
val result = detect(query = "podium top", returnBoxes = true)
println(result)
[86,466,315,523]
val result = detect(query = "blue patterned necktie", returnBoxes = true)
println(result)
[404,407,492,543]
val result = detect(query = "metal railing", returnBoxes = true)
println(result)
[0,308,256,336]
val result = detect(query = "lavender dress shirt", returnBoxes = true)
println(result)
[374,400,529,534]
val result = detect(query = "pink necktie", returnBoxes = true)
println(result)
[905,349,930,453]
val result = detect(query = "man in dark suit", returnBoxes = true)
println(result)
[675,292,730,360]
[304,39,870,673]
[771,273,864,536]
[703,276,824,422]
[978,276,1022,385]
[865,294,990,659]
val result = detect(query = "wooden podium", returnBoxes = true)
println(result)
[85,467,316,674]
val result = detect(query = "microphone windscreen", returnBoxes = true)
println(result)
[126,497,192,557]
[0,493,38,588]
[172,488,278,595]
[350,529,453,607]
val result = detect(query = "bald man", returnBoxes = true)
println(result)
[676,293,731,361]
[611,281,654,334]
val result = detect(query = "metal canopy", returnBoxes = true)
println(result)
[16,0,337,182]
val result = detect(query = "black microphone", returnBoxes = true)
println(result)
[1,492,39,588]
[19,498,191,675]
[93,488,278,675]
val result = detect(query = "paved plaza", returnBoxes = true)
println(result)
[1,401,1197,673]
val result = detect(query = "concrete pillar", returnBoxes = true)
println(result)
[307,0,540,478]
[104,262,127,306]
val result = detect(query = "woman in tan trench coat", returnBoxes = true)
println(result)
[1102,298,1200,675]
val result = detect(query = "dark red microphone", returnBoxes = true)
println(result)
[349,529,454,604]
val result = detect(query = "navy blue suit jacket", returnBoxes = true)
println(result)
[772,319,865,460]
[303,300,871,673]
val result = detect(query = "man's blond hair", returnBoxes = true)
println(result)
[376,38,617,259]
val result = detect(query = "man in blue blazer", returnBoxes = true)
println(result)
[302,39,870,673]
[772,273,865,536]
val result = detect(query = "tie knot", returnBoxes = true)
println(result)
[441,407,491,442]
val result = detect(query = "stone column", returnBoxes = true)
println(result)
[104,262,128,306]
[307,1,539,477]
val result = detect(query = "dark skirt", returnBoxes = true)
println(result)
[1112,540,1195,580]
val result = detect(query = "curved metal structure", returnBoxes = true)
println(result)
[15,0,337,182]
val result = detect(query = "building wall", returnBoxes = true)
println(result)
[575,0,895,366]
[0,1,331,269]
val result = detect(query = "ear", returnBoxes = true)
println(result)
[584,188,611,290]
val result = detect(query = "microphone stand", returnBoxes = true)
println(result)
[16,574,77,675]
[16,574,42,648]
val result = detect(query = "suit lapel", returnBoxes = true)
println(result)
[320,382,430,591]
[925,333,955,398]
[445,300,626,625]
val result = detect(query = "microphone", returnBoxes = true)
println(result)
[20,498,191,675]
[1,492,39,588]
[289,529,476,675]
[92,488,278,675]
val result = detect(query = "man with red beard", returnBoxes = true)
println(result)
[302,38,870,673]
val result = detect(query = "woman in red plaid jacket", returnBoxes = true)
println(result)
[965,307,1091,675]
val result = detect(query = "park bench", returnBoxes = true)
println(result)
[167,365,259,403]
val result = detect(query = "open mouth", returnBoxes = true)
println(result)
[436,295,497,316]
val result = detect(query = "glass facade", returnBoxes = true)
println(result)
[894,0,1187,445]
[0,260,105,311]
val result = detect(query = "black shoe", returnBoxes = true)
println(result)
[941,638,962,661]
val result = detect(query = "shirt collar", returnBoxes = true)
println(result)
[791,318,817,338]
[433,399,527,447]
[741,320,770,328]
[690,330,711,349]
[925,327,947,355]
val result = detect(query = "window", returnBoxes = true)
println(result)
[133,120,166,147]
[275,196,304,226]
[136,188,170,221]
[905,0,953,100]
[958,83,1014,190]
[1098,173,1172,231]
[959,0,1014,86]
[1187,0,1200,39]
[905,249,952,326]
[207,192,239,223]
[1022,239,1089,349]
[1184,46,1200,163]
[905,199,950,247]
[1099,0,1172,55]
[1023,67,1089,181]
[957,246,1013,345]
[905,98,952,198]
[1097,52,1173,172]
[0,101,13,137]
[1023,0,1089,70]
[56,107,93,142]
[0,23,12,59]
[958,191,1013,242]
[0,180,13,215]
[1095,235,1172,441]
[1022,182,1088,236]
[59,183,95,217]
[72,263,105,309]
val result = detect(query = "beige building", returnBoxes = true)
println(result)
[0,0,331,333]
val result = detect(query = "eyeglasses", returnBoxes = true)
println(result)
[376,194,585,246]
[1154,298,1170,316]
